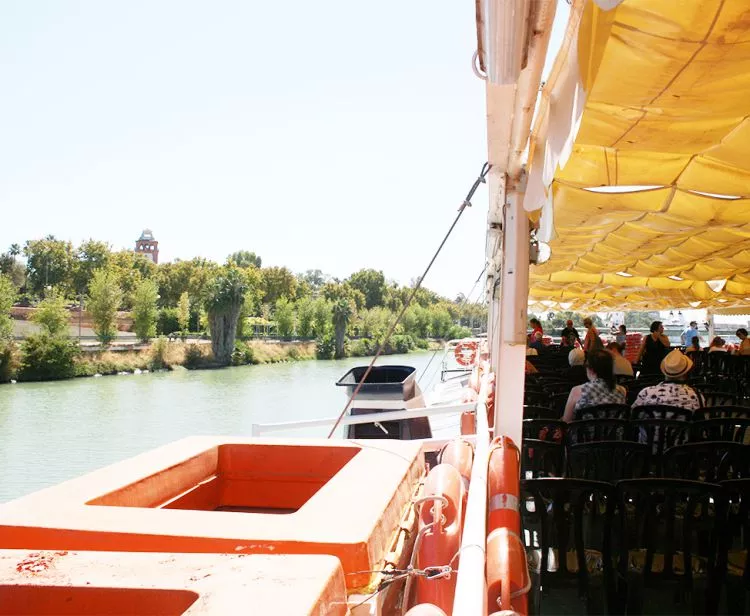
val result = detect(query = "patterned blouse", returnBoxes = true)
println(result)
[574,378,626,410]
[632,382,702,411]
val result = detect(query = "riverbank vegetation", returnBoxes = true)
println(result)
[0,238,486,383]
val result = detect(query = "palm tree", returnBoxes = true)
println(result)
[332,297,354,359]
[8,244,19,260]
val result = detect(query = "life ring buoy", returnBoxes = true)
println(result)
[454,341,478,366]
[410,464,464,614]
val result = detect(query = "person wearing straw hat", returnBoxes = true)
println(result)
[631,349,702,411]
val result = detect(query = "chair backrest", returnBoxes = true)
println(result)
[690,418,750,443]
[524,391,551,408]
[520,478,616,610]
[574,403,630,421]
[700,391,740,408]
[568,441,649,481]
[549,392,571,415]
[706,351,731,375]
[521,439,565,479]
[541,381,576,395]
[693,406,750,421]
[630,404,693,422]
[663,442,750,482]
[629,419,691,475]
[522,419,567,443]
[717,478,750,592]
[566,418,631,443]
[523,405,560,420]
[614,479,724,613]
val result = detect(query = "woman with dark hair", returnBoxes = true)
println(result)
[736,328,750,356]
[562,349,626,422]
[686,336,701,354]
[528,317,543,341]
[637,320,670,374]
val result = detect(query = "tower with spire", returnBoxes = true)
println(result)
[134,229,159,264]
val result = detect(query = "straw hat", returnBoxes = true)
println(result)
[660,349,693,379]
[568,348,585,366]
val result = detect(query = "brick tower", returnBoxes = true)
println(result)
[134,229,159,264]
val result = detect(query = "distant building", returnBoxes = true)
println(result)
[134,229,159,264]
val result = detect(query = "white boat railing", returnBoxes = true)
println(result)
[249,402,474,437]
[453,371,491,615]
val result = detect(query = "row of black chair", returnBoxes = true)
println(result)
[524,403,750,422]
[522,477,750,615]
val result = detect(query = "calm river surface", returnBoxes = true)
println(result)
[0,352,437,503]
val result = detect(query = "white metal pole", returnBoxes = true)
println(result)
[494,176,529,446]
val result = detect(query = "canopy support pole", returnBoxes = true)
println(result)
[707,310,715,343]
[493,174,528,445]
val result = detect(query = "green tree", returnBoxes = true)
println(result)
[332,297,354,359]
[300,269,327,291]
[312,297,332,337]
[157,258,219,307]
[358,306,391,340]
[227,250,262,268]
[205,266,249,365]
[275,297,296,338]
[0,245,26,289]
[347,269,387,309]
[19,333,79,381]
[73,239,111,293]
[108,251,157,309]
[31,289,69,336]
[430,305,454,339]
[260,266,298,304]
[0,274,15,340]
[24,235,76,297]
[177,292,190,333]
[88,269,123,345]
[296,297,316,338]
[132,279,159,342]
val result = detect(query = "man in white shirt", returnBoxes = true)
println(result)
[681,321,700,346]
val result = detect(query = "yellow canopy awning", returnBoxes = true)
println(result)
[527,0,750,311]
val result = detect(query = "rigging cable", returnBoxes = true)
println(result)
[417,264,487,386]
[326,161,492,438]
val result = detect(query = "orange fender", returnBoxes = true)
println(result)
[439,439,474,527]
[412,464,464,614]
[487,437,521,535]
[460,411,476,435]
[487,527,530,614]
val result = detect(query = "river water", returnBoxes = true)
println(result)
[0,352,438,503]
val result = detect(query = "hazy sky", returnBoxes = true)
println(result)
[1,1,567,299]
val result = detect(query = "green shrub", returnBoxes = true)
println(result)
[150,336,170,370]
[389,334,416,354]
[157,308,180,336]
[316,333,335,359]
[184,344,205,369]
[447,325,472,340]
[287,346,301,361]
[348,338,374,357]
[19,334,80,381]
[414,337,430,350]
[0,341,19,382]
[231,340,255,366]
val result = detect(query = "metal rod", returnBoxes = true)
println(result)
[452,371,491,615]
[252,402,474,435]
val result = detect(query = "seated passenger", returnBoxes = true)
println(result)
[606,341,634,377]
[737,328,750,356]
[560,319,581,348]
[564,348,587,384]
[709,336,728,352]
[562,350,626,422]
[528,331,545,353]
[685,336,701,353]
[631,349,701,411]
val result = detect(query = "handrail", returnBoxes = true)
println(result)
[250,403,474,436]
[452,370,492,615]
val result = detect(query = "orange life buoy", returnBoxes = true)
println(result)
[454,341,478,367]
[486,436,529,614]
[411,464,464,614]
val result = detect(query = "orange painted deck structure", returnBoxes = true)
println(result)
[0,437,423,591]
[0,549,348,615]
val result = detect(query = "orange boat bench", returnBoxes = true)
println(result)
[0,437,423,590]
[0,550,348,615]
